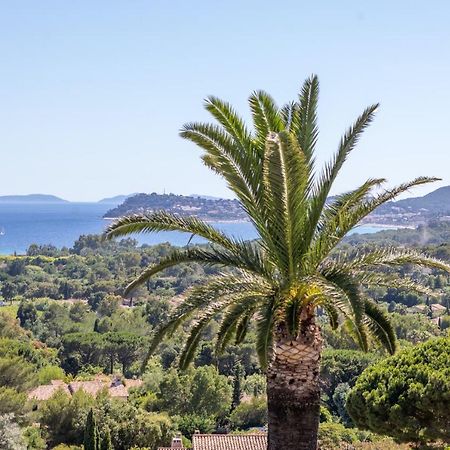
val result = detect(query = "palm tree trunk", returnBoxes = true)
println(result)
[267,314,322,450]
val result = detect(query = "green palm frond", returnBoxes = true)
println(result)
[179,122,261,213]
[321,301,339,330]
[345,247,450,273]
[215,297,262,354]
[105,211,239,250]
[143,275,272,368]
[248,90,284,145]
[280,101,296,132]
[256,299,276,369]
[204,96,253,150]
[294,74,319,166]
[303,104,379,253]
[357,272,433,296]
[308,178,385,265]
[179,303,225,370]
[363,300,397,354]
[150,274,267,341]
[320,269,368,351]
[124,244,274,294]
[262,131,308,278]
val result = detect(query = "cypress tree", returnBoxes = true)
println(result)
[231,361,244,411]
[83,408,99,450]
[100,426,113,450]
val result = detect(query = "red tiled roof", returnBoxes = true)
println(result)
[108,384,128,398]
[28,382,70,401]
[28,377,143,402]
[192,434,267,450]
[125,378,143,389]
[68,380,108,396]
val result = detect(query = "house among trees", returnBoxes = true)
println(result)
[28,375,142,402]
[158,433,267,450]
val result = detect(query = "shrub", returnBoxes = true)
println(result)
[318,422,358,449]
[229,397,267,430]
[37,366,65,384]
[176,414,215,440]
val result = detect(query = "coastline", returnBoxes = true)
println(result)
[358,223,416,230]
[103,216,251,224]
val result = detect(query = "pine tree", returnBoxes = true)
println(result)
[100,426,113,450]
[93,318,100,333]
[83,408,99,450]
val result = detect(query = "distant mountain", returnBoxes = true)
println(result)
[103,193,248,222]
[377,186,450,214]
[0,194,69,204]
[98,194,138,205]
[362,185,450,227]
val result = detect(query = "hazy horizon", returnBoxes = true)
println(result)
[1,1,450,201]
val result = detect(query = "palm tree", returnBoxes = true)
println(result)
[105,76,450,450]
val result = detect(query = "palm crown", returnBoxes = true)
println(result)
[106,75,449,370]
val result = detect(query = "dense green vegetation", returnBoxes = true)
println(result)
[347,337,450,445]
[0,226,449,449]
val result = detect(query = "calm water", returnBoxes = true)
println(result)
[0,203,392,255]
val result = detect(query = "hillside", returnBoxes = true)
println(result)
[98,193,137,205]
[103,192,248,221]
[365,185,450,226]
[378,186,450,214]
[0,194,69,204]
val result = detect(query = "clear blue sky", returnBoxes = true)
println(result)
[1,1,449,201]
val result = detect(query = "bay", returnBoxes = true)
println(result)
[0,203,397,255]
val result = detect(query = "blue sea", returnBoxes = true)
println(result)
[0,203,393,255]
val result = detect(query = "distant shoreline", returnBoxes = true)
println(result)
[358,223,416,230]
[103,217,251,224]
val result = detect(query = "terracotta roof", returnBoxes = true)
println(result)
[28,382,70,401]
[28,377,143,402]
[108,384,128,398]
[192,434,267,450]
[68,380,108,397]
[125,378,143,389]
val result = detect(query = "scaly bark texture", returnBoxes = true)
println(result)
[267,314,322,450]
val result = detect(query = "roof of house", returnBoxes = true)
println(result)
[27,380,71,401]
[28,376,142,402]
[192,434,267,450]
[124,378,143,389]
[68,380,108,396]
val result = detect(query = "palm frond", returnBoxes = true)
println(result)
[345,247,450,273]
[105,211,239,251]
[256,299,275,369]
[180,122,261,213]
[248,90,284,146]
[320,268,368,351]
[204,96,253,150]
[143,276,271,369]
[262,131,308,277]
[307,177,386,267]
[294,74,319,166]
[215,296,264,354]
[124,244,274,294]
[357,271,433,296]
[321,301,339,329]
[303,104,379,253]
[363,299,397,354]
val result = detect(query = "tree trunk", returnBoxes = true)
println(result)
[267,313,322,450]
